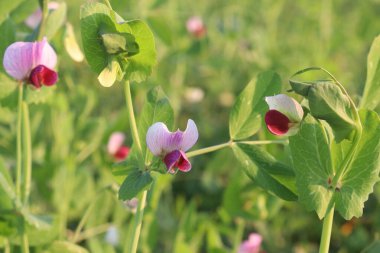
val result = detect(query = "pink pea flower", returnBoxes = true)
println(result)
[25,2,60,29]
[107,132,130,161]
[186,16,207,39]
[3,37,58,88]
[146,119,198,174]
[264,94,304,136]
[239,233,262,253]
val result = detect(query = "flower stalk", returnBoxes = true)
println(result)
[319,206,335,253]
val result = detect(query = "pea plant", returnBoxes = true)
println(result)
[0,0,379,252]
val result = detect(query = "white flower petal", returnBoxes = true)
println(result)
[146,122,172,156]
[265,94,304,122]
[180,119,198,152]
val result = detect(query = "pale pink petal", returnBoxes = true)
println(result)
[107,132,125,155]
[180,119,198,152]
[265,94,303,122]
[3,42,34,80]
[186,16,203,33]
[146,122,172,156]
[33,37,57,69]
[238,233,262,253]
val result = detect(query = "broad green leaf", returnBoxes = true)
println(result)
[80,2,116,74]
[290,110,380,220]
[232,143,297,201]
[291,80,355,142]
[118,170,153,200]
[334,110,380,219]
[0,0,24,24]
[229,71,281,140]
[138,86,174,166]
[363,241,380,253]
[120,20,157,83]
[147,15,173,46]
[45,2,67,39]
[112,146,140,184]
[64,23,84,62]
[360,35,380,110]
[0,18,15,72]
[97,59,120,87]
[289,115,334,219]
[43,241,89,253]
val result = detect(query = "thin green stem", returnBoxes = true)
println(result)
[73,223,112,243]
[103,0,113,9]
[124,80,142,154]
[16,83,23,198]
[21,233,29,253]
[232,219,245,253]
[22,102,32,205]
[126,190,147,253]
[4,238,10,253]
[186,141,232,158]
[319,206,335,253]
[37,0,49,40]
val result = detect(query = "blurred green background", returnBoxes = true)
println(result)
[1,0,380,252]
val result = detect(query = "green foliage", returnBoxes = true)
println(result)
[0,18,15,72]
[43,241,89,253]
[45,2,67,40]
[232,143,297,201]
[360,35,380,110]
[229,71,281,140]
[0,0,24,24]
[290,111,380,220]
[118,170,153,200]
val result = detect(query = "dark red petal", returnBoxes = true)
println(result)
[114,146,130,161]
[264,110,290,135]
[29,65,58,88]
[163,150,192,174]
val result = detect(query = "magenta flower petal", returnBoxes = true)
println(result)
[3,37,57,82]
[107,132,126,155]
[238,233,262,253]
[114,146,130,161]
[265,110,291,135]
[29,65,58,87]
[163,150,191,173]
[180,119,198,152]
[265,94,303,122]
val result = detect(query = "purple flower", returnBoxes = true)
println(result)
[3,37,58,88]
[146,119,198,174]
[239,233,262,253]
[264,94,304,136]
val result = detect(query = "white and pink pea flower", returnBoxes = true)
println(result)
[146,119,198,174]
[107,132,130,161]
[3,37,58,88]
[238,233,263,253]
[25,2,60,29]
[264,94,304,136]
[186,16,207,39]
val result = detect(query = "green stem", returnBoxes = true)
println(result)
[124,80,142,154]
[123,80,146,253]
[22,102,32,205]
[103,0,113,9]
[73,223,112,243]
[37,0,49,40]
[186,141,232,158]
[21,233,29,253]
[232,219,245,253]
[319,206,335,253]
[126,190,147,253]
[16,84,23,199]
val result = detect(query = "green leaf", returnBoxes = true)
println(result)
[138,86,174,166]
[291,80,355,142]
[232,143,297,201]
[334,110,380,219]
[289,110,380,220]
[0,73,17,102]
[363,241,380,253]
[24,85,56,104]
[118,170,153,200]
[360,35,380,110]
[0,0,24,24]
[101,33,139,55]
[43,241,89,253]
[120,20,157,83]
[80,2,116,74]
[147,15,173,46]
[289,114,334,219]
[229,71,281,140]
[45,2,67,39]
[0,18,15,73]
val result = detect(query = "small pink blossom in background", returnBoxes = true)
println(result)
[107,132,130,161]
[146,119,198,174]
[186,16,206,39]
[123,198,138,213]
[3,37,58,88]
[239,233,262,253]
[25,2,60,29]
